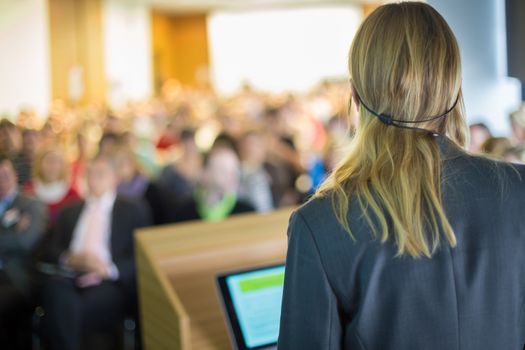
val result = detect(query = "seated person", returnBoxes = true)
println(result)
[156,129,202,202]
[0,153,47,348]
[112,146,168,225]
[168,147,254,223]
[24,148,80,226]
[40,154,151,350]
[238,130,274,213]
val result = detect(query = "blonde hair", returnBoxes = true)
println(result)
[316,2,468,257]
[33,148,69,183]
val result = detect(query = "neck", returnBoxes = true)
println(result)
[204,190,224,207]
[39,178,62,185]
[91,190,115,200]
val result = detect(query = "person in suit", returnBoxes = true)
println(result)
[168,146,254,223]
[40,154,151,350]
[238,130,274,213]
[278,3,525,350]
[0,153,47,348]
[112,145,169,225]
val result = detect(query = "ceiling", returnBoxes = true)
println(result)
[146,0,390,13]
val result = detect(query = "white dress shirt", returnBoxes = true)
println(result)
[69,191,119,279]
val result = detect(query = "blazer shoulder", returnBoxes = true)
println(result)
[293,195,339,233]
[59,199,84,216]
[12,192,40,207]
[448,154,525,192]
[114,196,146,211]
[114,196,152,226]
[454,153,523,177]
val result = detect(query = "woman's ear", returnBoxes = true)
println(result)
[350,82,360,109]
[348,81,360,128]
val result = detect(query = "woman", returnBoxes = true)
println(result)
[24,148,80,225]
[278,3,525,350]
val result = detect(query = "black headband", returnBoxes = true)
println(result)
[355,93,460,133]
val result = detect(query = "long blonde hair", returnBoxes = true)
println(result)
[316,2,468,257]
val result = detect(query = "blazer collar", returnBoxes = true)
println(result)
[434,134,466,161]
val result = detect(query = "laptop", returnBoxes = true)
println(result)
[216,264,285,350]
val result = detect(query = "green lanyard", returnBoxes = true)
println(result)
[195,190,237,222]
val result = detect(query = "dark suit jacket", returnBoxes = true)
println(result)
[45,196,151,295]
[167,197,255,223]
[0,193,47,294]
[278,135,525,350]
[0,193,47,255]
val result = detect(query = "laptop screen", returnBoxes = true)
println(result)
[217,264,285,349]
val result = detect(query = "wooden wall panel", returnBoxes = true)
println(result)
[48,0,106,104]
[151,11,209,91]
[362,3,382,17]
[48,0,77,103]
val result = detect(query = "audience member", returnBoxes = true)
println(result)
[24,148,80,225]
[157,129,202,201]
[503,145,525,164]
[265,135,304,207]
[13,129,41,186]
[98,132,123,157]
[0,119,21,160]
[40,155,151,350]
[481,136,513,159]
[238,130,274,212]
[156,105,191,150]
[168,147,254,222]
[113,146,168,224]
[211,132,241,156]
[468,122,492,153]
[0,154,47,349]
[510,104,525,146]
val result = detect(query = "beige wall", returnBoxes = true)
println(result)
[0,0,50,117]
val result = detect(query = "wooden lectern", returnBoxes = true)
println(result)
[135,207,294,350]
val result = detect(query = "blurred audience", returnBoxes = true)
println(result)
[0,79,523,349]
[466,104,525,164]
[0,154,47,349]
[41,155,151,350]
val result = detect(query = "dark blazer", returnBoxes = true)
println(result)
[0,193,47,294]
[45,196,151,295]
[167,197,255,223]
[278,135,525,350]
